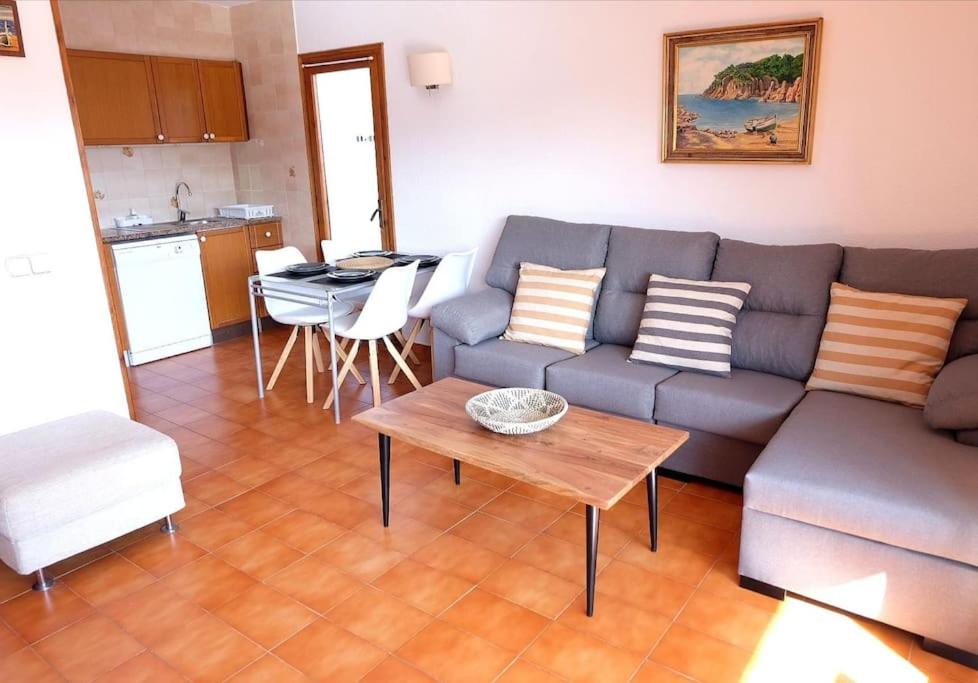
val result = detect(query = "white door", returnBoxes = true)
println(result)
[314,66,383,258]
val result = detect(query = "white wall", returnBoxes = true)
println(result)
[0,1,128,435]
[294,0,978,282]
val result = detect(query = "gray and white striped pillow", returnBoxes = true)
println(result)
[628,274,751,377]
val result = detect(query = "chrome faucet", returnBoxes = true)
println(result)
[174,181,192,222]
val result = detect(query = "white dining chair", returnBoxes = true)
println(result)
[320,239,346,265]
[389,248,478,384]
[256,246,364,404]
[324,259,422,409]
[323,238,419,364]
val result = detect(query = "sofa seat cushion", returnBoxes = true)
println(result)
[653,369,805,445]
[745,391,978,567]
[546,344,676,420]
[454,338,577,388]
[0,411,181,539]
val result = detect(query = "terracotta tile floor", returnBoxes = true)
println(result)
[0,325,972,682]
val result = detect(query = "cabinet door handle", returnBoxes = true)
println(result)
[264,231,272,238]
[157,133,165,141]
[199,235,207,243]
[209,133,216,140]
[202,132,209,141]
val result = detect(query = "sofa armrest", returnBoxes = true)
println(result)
[431,287,513,346]
[924,354,978,430]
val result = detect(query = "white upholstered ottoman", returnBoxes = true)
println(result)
[0,411,185,590]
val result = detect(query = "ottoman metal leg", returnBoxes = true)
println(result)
[32,568,55,592]
[160,515,179,534]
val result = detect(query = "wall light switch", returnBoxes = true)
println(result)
[29,253,53,275]
[4,256,33,278]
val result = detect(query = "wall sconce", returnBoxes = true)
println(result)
[408,51,452,91]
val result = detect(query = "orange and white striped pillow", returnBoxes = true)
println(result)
[806,283,967,406]
[501,262,607,355]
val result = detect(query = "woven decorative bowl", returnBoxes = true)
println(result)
[465,388,568,435]
[337,256,393,270]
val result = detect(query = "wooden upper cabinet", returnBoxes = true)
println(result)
[67,50,161,145]
[198,60,249,142]
[68,49,248,146]
[151,56,207,144]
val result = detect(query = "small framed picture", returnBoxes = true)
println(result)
[0,0,23,58]
[662,19,822,163]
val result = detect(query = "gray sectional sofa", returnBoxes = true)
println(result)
[431,215,978,665]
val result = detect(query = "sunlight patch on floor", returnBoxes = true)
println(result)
[742,597,926,683]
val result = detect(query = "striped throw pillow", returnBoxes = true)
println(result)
[501,262,607,355]
[806,283,966,406]
[629,274,751,377]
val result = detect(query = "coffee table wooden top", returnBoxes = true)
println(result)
[353,378,688,509]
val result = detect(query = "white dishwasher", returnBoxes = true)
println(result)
[111,234,213,365]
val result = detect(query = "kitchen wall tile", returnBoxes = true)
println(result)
[85,144,235,228]
[229,0,315,257]
[62,0,236,60]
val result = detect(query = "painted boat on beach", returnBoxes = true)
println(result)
[744,114,777,133]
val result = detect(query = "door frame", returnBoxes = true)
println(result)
[50,0,135,416]
[298,43,396,258]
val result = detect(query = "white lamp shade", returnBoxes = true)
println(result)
[408,51,452,88]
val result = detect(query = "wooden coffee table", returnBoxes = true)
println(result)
[352,377,689,616]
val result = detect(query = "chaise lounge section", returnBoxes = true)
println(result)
[431,215,978,665]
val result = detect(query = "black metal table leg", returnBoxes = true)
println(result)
[585,505,600,617]
[379,433,391,527]
[453,459,461,486]
[646,469,658,551]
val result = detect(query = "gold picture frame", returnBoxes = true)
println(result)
[0,0,24,58]
[662,18,822,164]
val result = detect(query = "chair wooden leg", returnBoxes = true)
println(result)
[394,329,421,365]
[324,339,361,409]
[304,326,314,404]
[388,319,424,384]
[266,325,299,391]
[330,332,367,385]
[311,328,325,373]
[383,335,422,390]
[368,339,382,407]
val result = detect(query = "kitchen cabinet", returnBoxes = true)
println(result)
[198,227,253,329]
[197,221,282,329]
[68,49,248,146]
[198,60,249,142]
[67,50,161,145]
[151,56,207,144]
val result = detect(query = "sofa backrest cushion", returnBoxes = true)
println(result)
[594,226,719,345]
[841,247,978,361]
[486,216,611,294]
[712,239,843,381]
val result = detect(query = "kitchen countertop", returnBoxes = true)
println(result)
[101,215,282,244]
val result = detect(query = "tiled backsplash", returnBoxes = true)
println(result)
[86,144,237,230]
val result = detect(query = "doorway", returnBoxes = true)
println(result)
[299,43,396,260]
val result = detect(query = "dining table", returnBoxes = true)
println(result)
[247,258,436,423]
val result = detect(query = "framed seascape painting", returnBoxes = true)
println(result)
[0,0,23,58]
[662,19,822,163]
